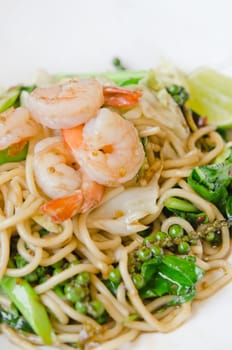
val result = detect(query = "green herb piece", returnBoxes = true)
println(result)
[0,276,53,344]
[141,257,161,283]
[139,255,204,305]
[187,153,232,215]
[164,197,199,213]
[226,196,232,221]
[55,70,146,86]
[166,84,189,106]
[0,86,21,113]
[0,307,34,333]
[112,57,126,71]
[39,228,49,236]
[0,85,36,112]
[103,279,119,296]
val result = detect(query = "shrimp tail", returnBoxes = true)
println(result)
[40,180,104,223]
[62,125,83,151]
[40,191,84,223]
[81,180,105,212]
[103,86,142,107]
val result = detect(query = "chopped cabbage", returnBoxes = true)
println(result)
[87,185,159,236]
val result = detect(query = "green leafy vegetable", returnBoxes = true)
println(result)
[187,149,232,215]
[138,255,204,304]
[0,84,36,166]
[21,85,36,94]
[103,279,119,296]
[138,225,153,237]
[55,70,146,86]
[119,77,143,86]
[11,254,48,284]
[214,146,232,163]
[141,257,161,283]
[226,196,232,220]
[0,307,34,333]
[0,276,53,344]
[0,85,36,112]
[164,196,208,226]
[164,197,199,213]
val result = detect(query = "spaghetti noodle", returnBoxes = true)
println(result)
[0,68,231,350]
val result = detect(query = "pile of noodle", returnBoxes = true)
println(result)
[0,69,231,350]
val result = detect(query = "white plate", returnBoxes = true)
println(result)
[0,0,232,349]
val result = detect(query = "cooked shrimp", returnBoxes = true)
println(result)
[0,107,39,150]
[25,79,104,129]
[33,136,104,222]
[62,108,145,187]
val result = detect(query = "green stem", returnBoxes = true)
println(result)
[164,197,199,212]
[0,276,53,344]
[54,70,146,85]
[0,86,21,113]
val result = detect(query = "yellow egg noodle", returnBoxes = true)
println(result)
[0,66,231,350]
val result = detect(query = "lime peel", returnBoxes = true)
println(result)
[187,68,232,128]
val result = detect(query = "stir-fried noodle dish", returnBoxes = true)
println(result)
[0,64,231,350]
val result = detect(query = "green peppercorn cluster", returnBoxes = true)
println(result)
[128,243,164,290]
[142,225,191,255]
[196,219,228,245]
[127,220,226,290]
[139,220,225,255]
[61,271,106,323]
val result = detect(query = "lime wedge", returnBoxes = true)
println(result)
[187,68,232,128]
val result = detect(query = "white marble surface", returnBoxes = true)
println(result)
[0,0,232,349]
